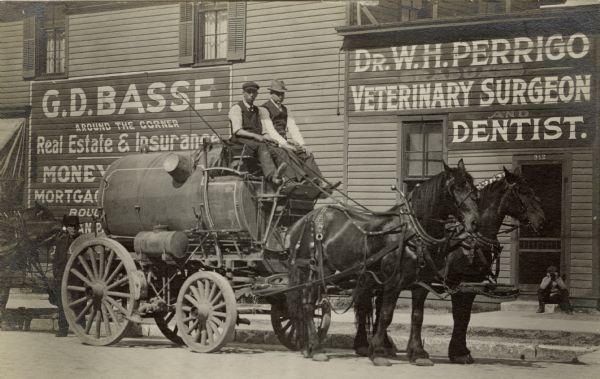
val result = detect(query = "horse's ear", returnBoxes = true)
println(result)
[443,160,451,173]
[504,166,517,184]
[457,159,465,171]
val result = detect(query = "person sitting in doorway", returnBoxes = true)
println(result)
[537,265,573,314]
[228,81,286,185]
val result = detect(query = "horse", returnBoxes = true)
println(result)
[442,166,545,364]
[0,203,62,324]
[354,166,546,366]
[284,159,479,364]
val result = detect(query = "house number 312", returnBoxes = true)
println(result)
[534,154,547,160]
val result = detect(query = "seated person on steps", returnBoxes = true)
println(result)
[537,265,573,314]
[259,79,330,191]
[228,81,285,185]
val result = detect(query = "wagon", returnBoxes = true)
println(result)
[61,143,331,352]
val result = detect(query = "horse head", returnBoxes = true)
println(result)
[20,202,62,243]
[442,159,479,233]
[500,167,545,234]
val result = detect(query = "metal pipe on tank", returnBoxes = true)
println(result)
[163,153,192,183]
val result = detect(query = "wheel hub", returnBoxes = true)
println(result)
[193,302,211,322]
[85,282,106,301]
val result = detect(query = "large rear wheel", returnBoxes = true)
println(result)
[61,237,140,346]
[175,271,237,352]
[270,298,331,351]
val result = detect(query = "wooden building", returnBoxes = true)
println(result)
[337,0,600,307]
[0,1,599,308]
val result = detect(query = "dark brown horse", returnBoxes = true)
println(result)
[285,160,479,364]
[353,167,545,366]
[0,203,62,323]
[444,167,545,364]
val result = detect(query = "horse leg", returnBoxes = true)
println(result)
[372,289,398,358]
[407,286,433,366]
[369,287,401,366]
[353,282,373,357]
[301,288,328,362]
[448,292,476,364]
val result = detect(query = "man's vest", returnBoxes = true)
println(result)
[238,101,262,134]
[261,101,288,139]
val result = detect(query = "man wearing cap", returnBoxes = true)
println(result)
[228,81,284,185]
[51,215,81,336]
[537,265,573,314]
[260,79,325,186]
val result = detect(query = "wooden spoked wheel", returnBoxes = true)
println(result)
[61,237,139,346]
[175,271,237,352]
[270,298,331,351]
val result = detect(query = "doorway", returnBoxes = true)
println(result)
[514,156,568,292]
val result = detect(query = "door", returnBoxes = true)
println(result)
[514,155,568,292]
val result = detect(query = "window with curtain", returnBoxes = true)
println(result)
[403,120,444,192]
[179,1,246,65]
[198,1,228,61]
[22,4,67,79]
[43,28,66,74]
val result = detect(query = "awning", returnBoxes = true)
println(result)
[0,118,26,178]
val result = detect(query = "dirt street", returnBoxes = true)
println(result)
[1,331,598,379]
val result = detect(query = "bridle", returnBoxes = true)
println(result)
[503,181,540,235]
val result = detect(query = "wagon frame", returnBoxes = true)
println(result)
[60,147,333,352]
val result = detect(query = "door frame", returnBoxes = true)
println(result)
[512,153,571,292]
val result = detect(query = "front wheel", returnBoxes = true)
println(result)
[175,271,237,352]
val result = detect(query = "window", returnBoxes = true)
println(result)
[22,4,67,79]
[179,1,246,65]
[42,28,66,74]
[348,0,548,26]
[402,120,444,192]
[198,1,228,60]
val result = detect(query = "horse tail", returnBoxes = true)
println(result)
[285,213,313,349]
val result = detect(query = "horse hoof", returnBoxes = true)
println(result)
[411,358,434,366]
[384,347,397,358]
[372,357,392,367]
[312,353,329,362]
[355,347,370,357]
[450,354,474,364]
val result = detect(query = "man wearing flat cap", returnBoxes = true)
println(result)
[51,215,81,336]
[260,79,326,188]
[228,81,284,185]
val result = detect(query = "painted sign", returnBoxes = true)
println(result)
[30,67,231,232]
[348,33,595,149]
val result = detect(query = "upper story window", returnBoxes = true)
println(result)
[179,1,246,65]
[22,4,67,79]
[198,1,228,60]
[348,0,549,26]
[402,119,444,193]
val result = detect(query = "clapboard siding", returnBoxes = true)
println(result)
[0,21,29,108]
[569,152,593,297]
[232,1,346,198]
[68,4,179,77]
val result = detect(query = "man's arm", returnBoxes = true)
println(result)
[259,107,288,146]
[539,275,552,289]
[286,110,306,147]
[556,277,568,290]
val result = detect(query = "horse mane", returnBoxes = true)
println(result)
[409,171,448,221]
